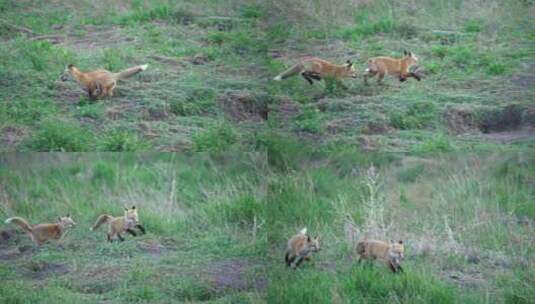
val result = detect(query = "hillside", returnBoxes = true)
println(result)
[0,153,267,303]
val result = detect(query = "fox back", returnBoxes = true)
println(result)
[357,239,404,263]
[368,51,418,76]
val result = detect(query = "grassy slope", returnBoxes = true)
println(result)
[0,153,267,303]
[264,0,535,153]
[0,0,270,152]
[266,152,535,303]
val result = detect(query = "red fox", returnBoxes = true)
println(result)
[274,57,357,88]
[90,206,146,242]
[285,228,320,268]
[356,239,405,273]
[60,63,148,100]
[4,215,76,246]
[364,50,420,85]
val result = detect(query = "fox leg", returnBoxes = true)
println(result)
[409,72,421,81]
[308,72,321,81]
[294,255,305,268]
[126,229,137,237]
[301,73,314,85]
[106,82,116,97]
[135,224,146,234]
[364,69,376,86]
[377,73,385,85]
[117,233,125,242]
[286,253,296,267]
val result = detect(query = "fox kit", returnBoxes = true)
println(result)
[5,215,76,246]
[60,63,148,100]
[274,57,357,88]
[364,50,420,85]
[285,228,320,268]
[91,206,146,242]
[356,239,405,273]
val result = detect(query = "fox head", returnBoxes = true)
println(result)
[60,64,75,81]
[307,235,321,252]
[402,50,418,66]
[389,240,404,262]
[58,215,76,228]
[345,59,358,78]
[124,206,139,224]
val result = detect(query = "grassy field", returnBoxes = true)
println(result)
[267,151,534,303]
[0,0,534,303]
[2,0,532,153]
[0,153,267,303]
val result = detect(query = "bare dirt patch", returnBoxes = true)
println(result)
[1,125,27,148]
[24,261,70,280]
[202,259,266,293]
[443,106,479,134]
[272,96,302,126]
[218,91,269,122]
[71,266,126,294]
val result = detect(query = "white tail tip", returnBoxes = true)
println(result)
[140,64,148,71]
[299,227,307,235]
[89,227,93,231]
[273,75,282,81]
[5,218,12,224]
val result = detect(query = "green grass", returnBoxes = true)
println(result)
[0,153,267,303]
[265,151,534,303]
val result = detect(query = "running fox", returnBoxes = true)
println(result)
[60,63,148,100]
[356,239,405,273]
[274,57,357,88]
[4,215,76,246]
[90,206,146,242]
[364,50,420,85]
[285,228,320,268]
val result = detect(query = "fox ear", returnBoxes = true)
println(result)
[58,217,62,221]
[398,240,403,244]
[124,207,128,211]
[307,235,311,242]
[132,206,136,210]
[346,59,353,67]
[67,64,74,68]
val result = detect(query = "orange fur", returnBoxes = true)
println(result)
[5,216,76,246]
[364,50,420,85]
[274,57,357,88]
[61,63,148,100]
[285,228,320,268]
[91,206,145,242]
[356,239,405,272]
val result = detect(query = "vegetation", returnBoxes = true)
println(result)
[0,153,267,303]
[0,0,533,303]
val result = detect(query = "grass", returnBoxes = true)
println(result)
[0,0,534,303]
[265,152,534,303]
[0,153,267,303]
